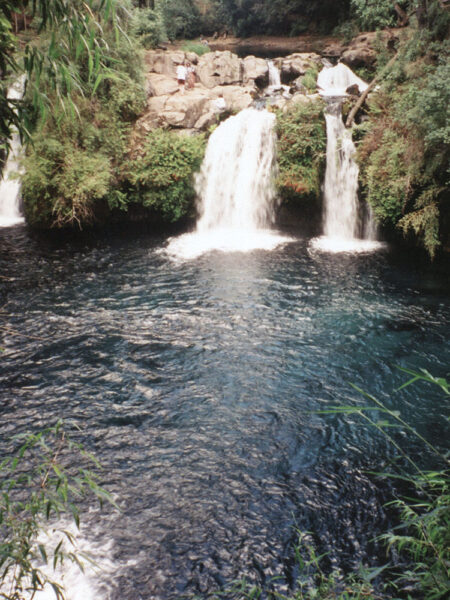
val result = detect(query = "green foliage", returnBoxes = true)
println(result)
[332,20,359,43]
[301,66,320,93]
[357,28,449,258]
[349,0,400,31]
[181,41,211,56]
[17,1,148,229]
[131,6,167,49]
[0,421,114,600]
[159,0,201,40]
[0,1,128,150]
[21,78,141,228]
[126,129,206,222]
[193,1,350,38]
[275,101,326,206]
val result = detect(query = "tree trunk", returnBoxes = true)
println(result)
[394,2,409,26]
[345,54,398,128]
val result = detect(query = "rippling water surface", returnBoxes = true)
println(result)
[1,226,449,599]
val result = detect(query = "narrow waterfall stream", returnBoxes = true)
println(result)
[313,64,382,252]
[167,108,291,259]
[267,60,281,87]
[0,76,26,227]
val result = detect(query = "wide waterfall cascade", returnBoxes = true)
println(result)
[0,75,26,227]
[312,64,383,253]
[167,108,292,259]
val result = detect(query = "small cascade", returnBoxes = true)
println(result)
[264,60,290,101]
[312,64,383,253]
[166,108,291,259]
[0,75,26,227]
[317,62,368,97]
[267,60,281,88]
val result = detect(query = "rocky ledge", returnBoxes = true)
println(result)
[132,49,323,142]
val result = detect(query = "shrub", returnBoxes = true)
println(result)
[350,0,401,31]
[356,34,449,258]
[131,7,167,49]
[181,41,210,56]
[275,101,326,206]
[125,129,206,222]
[301,65,320,93]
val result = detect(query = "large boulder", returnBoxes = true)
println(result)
[242,55,268,85]
[196,51,242,88]
[147,73,178,97]
[281,53,321,80]
[162,90,211,128]
[145,50,186,76]
[340,31,399,68]
[212,85,255,112]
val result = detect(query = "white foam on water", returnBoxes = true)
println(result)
[166,227,294,260]
[310,235,386,254]
[0,519,118,600]
[165,108,293,260]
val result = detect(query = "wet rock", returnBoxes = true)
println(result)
[346,83,361,96]
[194,111,217,130]
[281,52,321,81]
[162,91,211,128]
[284,92,321,110]
[340,31,399,68]
[291,76,308,94]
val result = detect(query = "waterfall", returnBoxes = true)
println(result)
[0,75,26,227]
[196,108,277,231]
[166,108,291,259]
[317,62,368,97]
[323,101,360,239]
[312,64,383,253]
[267,60,281,88]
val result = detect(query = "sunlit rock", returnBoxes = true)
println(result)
[242,55,268,85]
[196,51,242,88]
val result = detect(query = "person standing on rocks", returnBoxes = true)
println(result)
[176,62,187,94]
[186,62,196,89]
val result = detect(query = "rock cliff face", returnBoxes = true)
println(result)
[133,49,321,142]
[133,27,396,143]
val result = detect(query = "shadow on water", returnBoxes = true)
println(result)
[0,225,449,599]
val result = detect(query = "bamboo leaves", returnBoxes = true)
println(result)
[0,421,116,600]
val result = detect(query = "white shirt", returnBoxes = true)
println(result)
[176,65,187,81]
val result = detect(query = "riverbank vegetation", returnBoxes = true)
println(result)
[356,3,450,259]
[275,101,326,216]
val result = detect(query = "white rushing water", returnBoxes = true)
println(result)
[0,75,26,227]
[167,108,292,259]
[0,519,118,600]
[317,62,368,97]
[312,64,383,253]
[267,60,281,88]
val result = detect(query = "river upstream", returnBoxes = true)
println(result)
[0,222,449,599]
